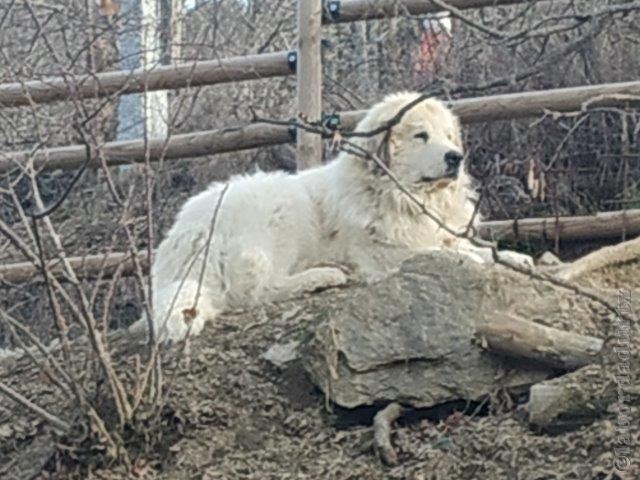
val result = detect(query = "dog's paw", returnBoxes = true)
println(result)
[537,251,563,266]
[287,267,349,294]
[496,250,535,270]
[459,249,490,265]
[274,267,350,301]
[311,261,354,276]
[154,309,208,343]
[302,266,349,292]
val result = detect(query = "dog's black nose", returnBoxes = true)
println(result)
[444,151,463,170]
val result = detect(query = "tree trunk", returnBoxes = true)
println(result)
[116,0,175,144]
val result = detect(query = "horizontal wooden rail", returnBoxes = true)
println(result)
[0,122,293,172]
[479,209,640,242]
[448,80,640,123]
[0,0,547,108]
[0,52,292,108]
[329,0,546,23]
[0,252,149,285]
[1,81,639,173]
[1,210,637,285]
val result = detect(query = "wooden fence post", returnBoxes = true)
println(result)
[296,0,323,170]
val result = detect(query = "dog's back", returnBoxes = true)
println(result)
[148,93,477,341]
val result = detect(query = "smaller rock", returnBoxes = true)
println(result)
[263,340,301,368]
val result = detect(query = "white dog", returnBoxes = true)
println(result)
[148,92,531,341]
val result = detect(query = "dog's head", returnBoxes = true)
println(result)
[353,92,465,189]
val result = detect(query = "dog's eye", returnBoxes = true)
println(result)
[414,132,429,142]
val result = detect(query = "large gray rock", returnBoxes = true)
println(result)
[302,252,606,409]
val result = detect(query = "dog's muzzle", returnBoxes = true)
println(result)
[418,151,464,184]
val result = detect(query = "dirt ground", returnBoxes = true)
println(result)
[1,258,639,480]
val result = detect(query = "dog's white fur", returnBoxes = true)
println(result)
[149,92,531,340]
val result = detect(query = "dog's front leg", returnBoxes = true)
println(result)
[273,266,349,301]
[456,242,534,269]
[494,249,535,269]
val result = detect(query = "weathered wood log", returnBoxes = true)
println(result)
[477,314,603,370]
[555,236,640,280]
[2,81,640,173]
[525,365,640,431]
[478,209,640,242]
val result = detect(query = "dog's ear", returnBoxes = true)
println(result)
[354,129,396,171]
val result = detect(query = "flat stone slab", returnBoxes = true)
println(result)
[302,252,605,408]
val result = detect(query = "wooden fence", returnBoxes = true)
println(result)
[2,209,639,285]
[2,80,639,174]
[0,0,549,108]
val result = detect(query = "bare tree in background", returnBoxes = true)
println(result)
[116,0,182,141]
